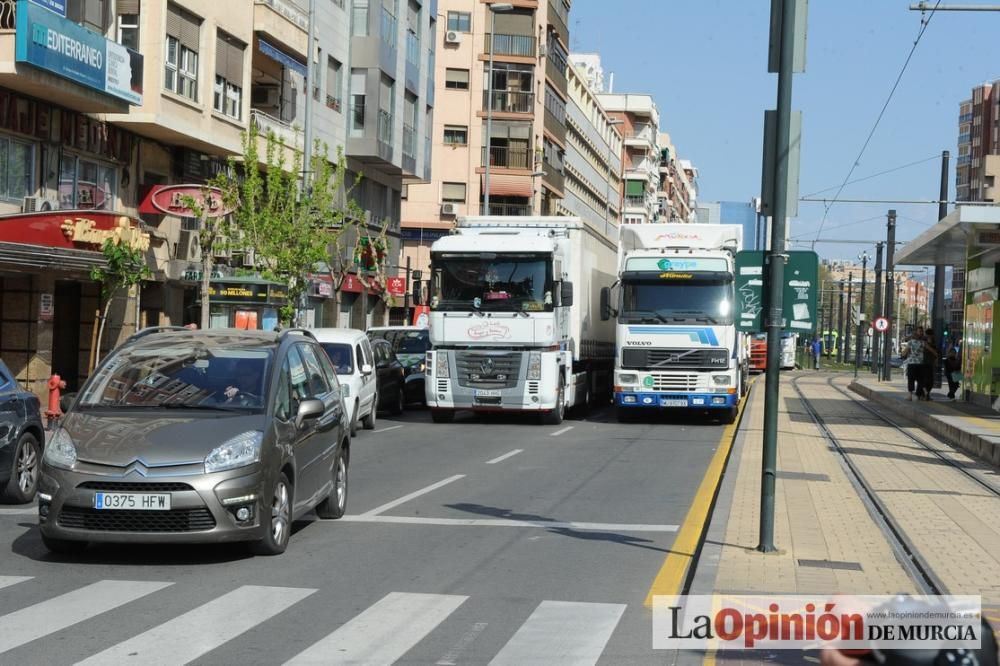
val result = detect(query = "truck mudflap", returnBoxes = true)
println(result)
[614,391,738,409]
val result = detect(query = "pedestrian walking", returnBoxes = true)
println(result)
[811,336,822,370]
[945,347,961,400]
[921,328,939,401]
[904,330,925,400]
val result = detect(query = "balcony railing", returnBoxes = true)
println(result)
[480,202,532,216]
[625,125,655,142]
[483,90,534,114]
[482,145,531,169]
[0,0,14,30]
[959,113,973,124]
[349,100,366,136]
[958,133,971,145]
[623,195,648,208]
[250,109,303,150]
[254,0,308,31]
[403,123,416,158]
[484,33,537,57]
[377,109,393,144]
[381,9,398,49]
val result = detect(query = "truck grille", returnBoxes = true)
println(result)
[456,352,522,389]
[622,348,729,370]
[58,507,216,532]
[650,374,699,391]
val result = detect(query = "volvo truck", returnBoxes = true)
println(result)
[601,224,748,423]
[424,216,617,424]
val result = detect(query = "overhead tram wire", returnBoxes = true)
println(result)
[801,154,941,199]
[811,1,943,246]
[790,214,886,240]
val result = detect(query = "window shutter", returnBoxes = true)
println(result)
[168,4,201,51]
[445,68,468,86]
[625,180,644,196]
[442,182,466,202]
[165,4,181,38]
[216,32,244,84]
[493,8,532,35]
[117,0,138,14]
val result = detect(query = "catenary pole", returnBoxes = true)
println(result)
[871,242,884,373]
[881,211,897,381]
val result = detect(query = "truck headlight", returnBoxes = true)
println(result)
[43,428,77,469]
[205,431,263,474]
[618,373,639,385]
[712,375,731,386]
[527,352,542,380]
[435,351,450,378]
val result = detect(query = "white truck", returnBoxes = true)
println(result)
[424,216,617,424]
[600,224,749,423]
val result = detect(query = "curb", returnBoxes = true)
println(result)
[848,381,1000,468]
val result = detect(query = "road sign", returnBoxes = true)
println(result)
[735,250,819,333]
[874,316,890,333]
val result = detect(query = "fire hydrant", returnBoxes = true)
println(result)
[46,374,66,424]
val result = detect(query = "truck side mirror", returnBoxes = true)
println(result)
[560,281,574,307]
[600,287,612,321]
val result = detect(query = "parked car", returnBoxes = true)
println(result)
[310,328,377,435]
[371,339,406,415]
[0,360,45,504]
[367,326,429,405]
[37,327,350,556]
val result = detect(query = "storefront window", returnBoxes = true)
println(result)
[0,136,34,202]
[59,155,117,210]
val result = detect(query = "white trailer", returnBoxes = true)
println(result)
[424,216,617,424]
[601,223,749,423]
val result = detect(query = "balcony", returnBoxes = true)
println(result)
[481,202,532,216]
[544,107,566,143]
[624,195,649,210]
[959,113,973,124]
[483,90,534,114]
[250,109,303,151]
[484,33,537,58]
[402,123,417,175]
[377,109,394,161]
[482,145,531,170]
[254,0,308,57]
[625,124,656,147]
[547,0,569,45]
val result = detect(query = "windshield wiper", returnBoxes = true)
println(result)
[622,310,668,324]
[665,310,721,325]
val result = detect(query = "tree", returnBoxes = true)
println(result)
[89,238,151,366]
[180,187,231,329]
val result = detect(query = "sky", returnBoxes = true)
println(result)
[569,0,1000,261]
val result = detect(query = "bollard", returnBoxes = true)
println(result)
[46,373,66,424]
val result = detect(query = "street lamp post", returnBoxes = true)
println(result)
[605,118,624,235]
[483,3,514,215]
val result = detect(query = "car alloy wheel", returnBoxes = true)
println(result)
[17,436,38,495]
[270,478,290,546]
[335,455,347,513]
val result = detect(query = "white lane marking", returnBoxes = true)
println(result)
[0,507,37,516]
[360,475,465,517]
[0,580,171,654]
[77,585,316,666]
[341,515,678,532]
[374,425,404,433]
[0,576,32,591]
[550,426,574,437]
[436,622,488,665]
[285,592,468,665]
[486,449,523,464]
[488,600,626,666]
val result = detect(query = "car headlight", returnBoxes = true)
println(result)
[712,374,732,386]
[527,352,542,380]
[43,428,77,469]
[618,373,639,385]
[435,351,450,378]
[205,431,263,474]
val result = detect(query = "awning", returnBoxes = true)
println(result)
[258,38,307,77]
[481,174,532,198]
[894,205,1000,266]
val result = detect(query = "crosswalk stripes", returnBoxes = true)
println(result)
[77,585,317,666]
[0,575,31,591]
[0,579,172,654]
[488,601,627,666]
[284,592,468,665]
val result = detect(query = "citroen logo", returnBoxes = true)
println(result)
[124,461,149,477]
[479,358,496,375]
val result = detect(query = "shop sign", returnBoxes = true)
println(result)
[208,282,269,303]
[386,277,406,296]
[61,216,150,251]
[341,274,382,295]
[143,185,232,219]
[39,292,54,320]
[268,284,288,303]
[28,0,66,17]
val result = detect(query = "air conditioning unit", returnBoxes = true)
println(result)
[176,230,200,262]
[440,202,458,216]
[251,85,280,108]
[444,31,461,44]
[241,249,256,267]
[213,244,230,260]
[22,196,40,213]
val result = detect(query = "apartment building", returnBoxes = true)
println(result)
[598,93,660,225]
[558,59,622,230]
[656,133,694,223]
[400,0,572,275]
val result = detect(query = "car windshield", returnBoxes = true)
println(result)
[77,342,274,412]
[320,343,354,375]
[432,252,553,312]
[371,330,430,354]
[620,277,734,325]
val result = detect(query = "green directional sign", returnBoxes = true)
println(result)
[735,251,819,334]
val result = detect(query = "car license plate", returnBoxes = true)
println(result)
[94,492,171,511]
[475,389,501,398]
[661,399,688,407]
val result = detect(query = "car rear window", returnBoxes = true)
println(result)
[320,343,354,375]
[396,331,430,354]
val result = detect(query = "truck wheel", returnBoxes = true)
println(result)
[431,409,455,424]
[720,407,738,425]
[572,381,590,418]
[541,381,565,425]
[615,405,635,423]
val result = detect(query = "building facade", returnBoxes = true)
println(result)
[399,0,572,276]
[598,93,659,225]
[656,133,694,223]
[695,201,759,249]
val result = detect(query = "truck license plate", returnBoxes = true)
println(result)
[661,399,688,407]
[474,389,501,398]
[94,492,171,511]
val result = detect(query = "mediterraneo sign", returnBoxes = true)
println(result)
[15,0,144,105]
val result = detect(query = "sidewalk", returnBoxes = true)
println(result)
[688,371,1000,660]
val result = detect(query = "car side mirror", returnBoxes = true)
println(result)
[600,287,612,321]
[560,281,573,307]
[361,363,374,376]
[295,398,325,428]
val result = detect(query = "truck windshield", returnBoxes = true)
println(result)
[431,253,553,312]
[620,278,734,325]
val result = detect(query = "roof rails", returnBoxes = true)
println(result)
[277,328,317,342]
[127,326,191,342]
